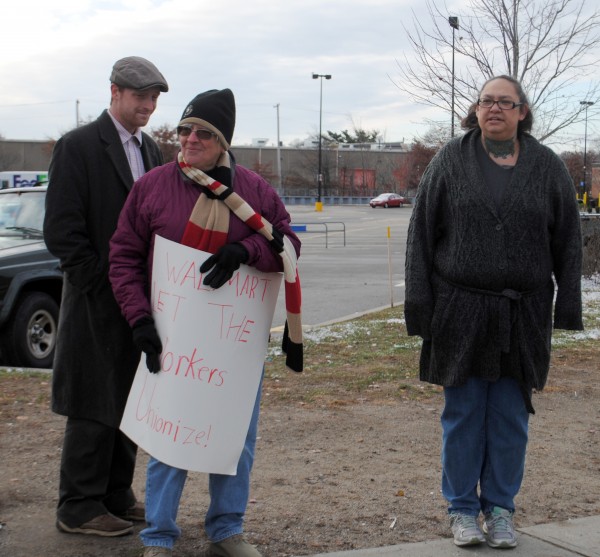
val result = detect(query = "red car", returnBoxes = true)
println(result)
[369,193,406,208]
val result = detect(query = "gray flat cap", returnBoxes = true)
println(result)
[110,56,168,92]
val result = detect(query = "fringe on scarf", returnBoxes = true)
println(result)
[178,152,303,372]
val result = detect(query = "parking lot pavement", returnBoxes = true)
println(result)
[271,204,413,330]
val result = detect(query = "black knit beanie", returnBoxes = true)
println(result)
[179,89,236,149]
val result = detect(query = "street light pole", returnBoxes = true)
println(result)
[312,73,332,212]
[274,103,282,191]
[581,101,594,210]
[449,16,459,138]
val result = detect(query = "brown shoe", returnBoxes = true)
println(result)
[143,547,172,557]
[56,513,133,537]
[202,534,262,556]
[115,500,145,522]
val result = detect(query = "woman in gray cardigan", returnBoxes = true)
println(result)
[404,76,583,549]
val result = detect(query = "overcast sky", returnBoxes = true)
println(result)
[0,0,595,150]
[0,0,469,147]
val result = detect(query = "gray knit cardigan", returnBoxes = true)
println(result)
[404,129,583,400]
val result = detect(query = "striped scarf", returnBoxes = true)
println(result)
[178,151,303,373]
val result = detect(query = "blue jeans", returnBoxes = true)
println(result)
[441,376,530,516]
[140,379,262,549]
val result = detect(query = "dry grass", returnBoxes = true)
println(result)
[263,306,437,408]
[262,275,600,407]
[2,276,599,412]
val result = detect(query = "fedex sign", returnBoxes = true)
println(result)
[0,172,48,189]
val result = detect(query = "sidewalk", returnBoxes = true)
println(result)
[307,515,600,557]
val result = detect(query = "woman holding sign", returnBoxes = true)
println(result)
[109,89,301,557]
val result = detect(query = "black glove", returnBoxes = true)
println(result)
[270,227,284,253]
[200,243,249,289]
[132,317,163,373]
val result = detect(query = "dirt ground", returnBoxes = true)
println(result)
[1,345,599,557]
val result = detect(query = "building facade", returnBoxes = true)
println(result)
[2,139,596,201]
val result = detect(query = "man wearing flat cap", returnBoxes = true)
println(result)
[44,56,168,537]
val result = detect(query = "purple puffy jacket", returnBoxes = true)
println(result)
[109,160,300,326]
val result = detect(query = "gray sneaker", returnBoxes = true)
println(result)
[202,534,262,557]
[450,513,485,546]
[483,506,518,548]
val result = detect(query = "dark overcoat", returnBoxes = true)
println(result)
[44,110,163,427]
[404,129,583,398]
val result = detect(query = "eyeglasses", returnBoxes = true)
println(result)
[177,125,218,141]
[477,99,523,110]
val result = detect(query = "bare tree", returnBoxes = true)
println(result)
[419,123,452,148]
[393,0,600,143]
[150,124,179,163]
[395,141,439,196]
[560,149,599,193]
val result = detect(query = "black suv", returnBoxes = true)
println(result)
[0,186,62,368]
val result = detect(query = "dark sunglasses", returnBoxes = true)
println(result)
[177,125,218,141]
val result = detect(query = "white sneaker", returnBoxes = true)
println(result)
[450,513,485,546]
[483,506,518,548]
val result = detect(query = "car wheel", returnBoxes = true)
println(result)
[3,292,59,368]
[384,203,389,208]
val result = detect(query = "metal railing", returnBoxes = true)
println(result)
[290,221,346,248]
[282,195,372,206]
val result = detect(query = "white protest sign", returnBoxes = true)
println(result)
[120,235,282,474]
